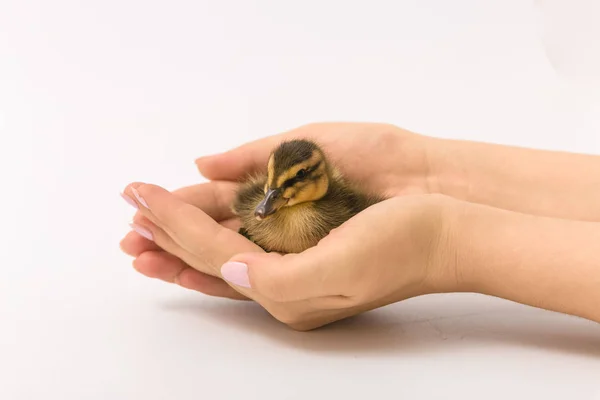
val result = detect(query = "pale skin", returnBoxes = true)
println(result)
[120,123,600,330]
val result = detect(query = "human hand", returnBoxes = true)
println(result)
[120,122,600,327]
[122,122,436,298]
[121,182,458,330]
[120,181,254,300]
[194,122,433,197]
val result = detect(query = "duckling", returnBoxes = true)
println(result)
[231,139,384,254]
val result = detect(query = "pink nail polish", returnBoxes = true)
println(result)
[129,223,154,241]
[221,262,251,288]
[131,187,149,209]
[121,192,139,209]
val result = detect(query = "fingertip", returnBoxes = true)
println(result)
[195,155,230,180]
[196,147,265,181]
[120,230,160,256]
[123,181,146,195]
[133,183,178,215]
[135,182,167,196]
[221,261,251,288]
[122,182,152,210]
[195,154,217,167]
[132,251,185,282]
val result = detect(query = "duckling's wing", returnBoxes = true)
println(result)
[231,174,266,216]
[237,226,270,251]
[238,227,251,239]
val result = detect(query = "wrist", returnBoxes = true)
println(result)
[417,194,472,295]
[394,129,475,200]
[423,196,504,295]
[436,198,524,295]
[445,199,600,323]
[383,126,450,196]
[422,136,472,200]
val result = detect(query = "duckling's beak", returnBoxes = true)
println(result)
[255,188,285,220]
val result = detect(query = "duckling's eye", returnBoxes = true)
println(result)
[296,169,308,179]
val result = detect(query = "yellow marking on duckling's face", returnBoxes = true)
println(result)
[266,155,275,189]
[285,160,328,206]
[275,151,322,188]
[258,144,331,219]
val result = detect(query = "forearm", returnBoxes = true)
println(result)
[427,137,600,221]
[453,201,600,323]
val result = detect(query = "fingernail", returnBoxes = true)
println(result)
[121,192,139,209]
[131,187,149,209]
[221,262,251,288]
[129,223,154,241]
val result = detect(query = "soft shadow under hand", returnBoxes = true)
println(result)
[160,293,600,358]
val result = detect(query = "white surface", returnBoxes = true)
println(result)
[1,1,599,399]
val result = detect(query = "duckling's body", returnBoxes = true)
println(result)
[232,139,383,253]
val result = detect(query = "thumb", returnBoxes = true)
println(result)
[220,249,337,303]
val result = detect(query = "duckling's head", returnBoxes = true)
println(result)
[255,139,330,220]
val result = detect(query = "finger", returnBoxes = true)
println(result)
[120,215,240,259]
[133,251,248,300]
[123,181,239,227]
[220,245,346,303]
[123,182,263,275]
[193,123,357,181]
[119,181,241,263]
[194,122,377,181]
[176,267,249,300]
[219,217,241,231]
[133,250,186,282]
[132,211,239,235]
[170,181,239,222]
[129,217,222,277]
[195,134,289,181]
[125,182,260,253]
[120,230,161,257]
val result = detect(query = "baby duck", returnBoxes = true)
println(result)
[231,139,384,254]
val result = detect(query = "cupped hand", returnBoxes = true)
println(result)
[121,122,437,305]
[121,181,458,330]
[120,181,252,300]
[195,122,433,197]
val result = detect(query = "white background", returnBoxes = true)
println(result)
[1,0,600,399]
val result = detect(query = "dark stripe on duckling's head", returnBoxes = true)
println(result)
[260,139,331,211]
[266,139,327,189]
[272,140,319,178]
